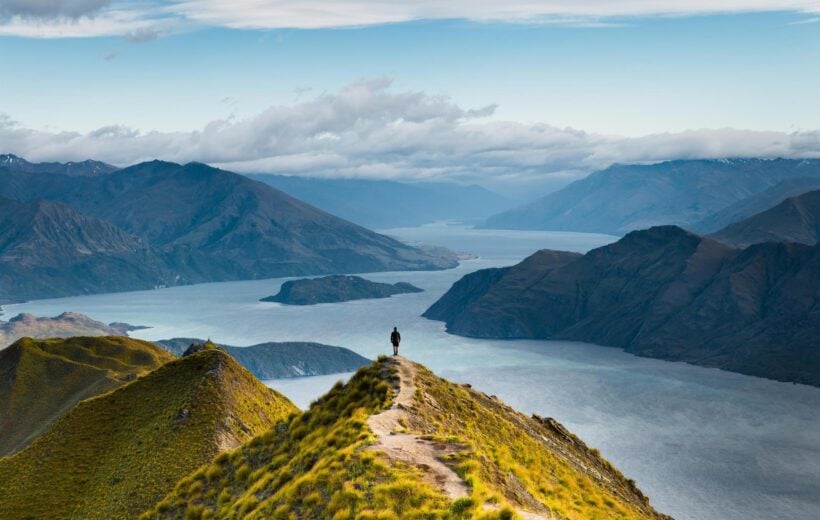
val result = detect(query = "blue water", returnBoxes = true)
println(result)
[7,223,820,520]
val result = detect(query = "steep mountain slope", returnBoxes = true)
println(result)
[249,174,511,228]
[0,197,177,301]
[0,336,173,456]
[0,343,297,519]
[481,159,820,234]
[0,160,456,285]
[0,311,144,348]
[155,337,370,379]
[145,356,667,519]
[694,176,820,232]
[711,189,820,247]
[426,226,820,385]
[261,274,423,305]
[0,153,117,176]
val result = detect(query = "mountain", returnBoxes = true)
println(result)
[425,226,820,385]
[0,197,177,301]
[261,274,423,305]
[0,342,297,519]
[481,159,820,234]
[0,311,146,349]
[0,336,173,457]
[145,356,668,519]
[248,174,511,228]
[0,153,117,176]
[155,337,370,378]
[711,189,820,247]
[693,176,820,233]
[0,160,456,289]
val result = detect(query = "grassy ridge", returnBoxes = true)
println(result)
[143,361,465,519]
[0,336,173,456]
[409,364,667,519]
[144,357,667,519]
[0,344,296,519]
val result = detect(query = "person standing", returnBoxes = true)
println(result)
[390,327,401,356]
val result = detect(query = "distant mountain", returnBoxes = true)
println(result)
[155,337,370,378]
[248,174,511,228]
[481,159,820,234]
[694,176,820,233]
[0,197,176,301]
[261,275,423,305]
[0,311,146,349]
[425,226,820,385]
[0,336,173,457]
[0,153,117,176]
[0,159,456,301]
[711,189,820,247]
[146,356,668,519]
[0,342,296,520]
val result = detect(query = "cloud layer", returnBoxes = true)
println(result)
[3,79,819,186]
[2,0,820,38]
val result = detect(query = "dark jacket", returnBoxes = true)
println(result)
[390,330,401,346]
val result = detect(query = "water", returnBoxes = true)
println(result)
[7,223,820,520]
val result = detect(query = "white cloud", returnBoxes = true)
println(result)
[2,79,820,185]
[2,1,820,37]
[169,0,820,29]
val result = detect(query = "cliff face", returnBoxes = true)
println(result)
[426,226,820,385]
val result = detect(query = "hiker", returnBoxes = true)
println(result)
[390,327,401,356]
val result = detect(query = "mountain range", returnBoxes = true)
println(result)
[711,188,820,247]
[249,173,511,228]
[482,158,820,234]
[0,311,144,349]
[0,156,456,302]
[425,225,820,385]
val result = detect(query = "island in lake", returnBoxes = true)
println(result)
[261,275,423,305]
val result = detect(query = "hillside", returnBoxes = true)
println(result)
[0,336,173,457]
[425,226,820,385]
[261,274,423,305]
[481,158,820,234]
[0,159,457,290]
[0,311,145,349]
[155,337,370,378]
[249,174,511,228]
[0,342,296,519]
[145,356,667,519]
[0,197,177,301]
[693,176,820,233]
[711,189,820,247]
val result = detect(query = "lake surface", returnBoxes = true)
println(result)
[8,223,820,520]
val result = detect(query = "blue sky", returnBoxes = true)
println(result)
[1,1,820,191]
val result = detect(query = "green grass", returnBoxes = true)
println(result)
[407,364,665,519]
[0,344,296,519]
[0,335,174,456]
[143,360,469,519]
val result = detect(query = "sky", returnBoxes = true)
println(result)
[2,1,820,193]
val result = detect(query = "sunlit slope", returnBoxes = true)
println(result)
[0,343,297,519]
[145,356,668,519]
[0,335,173,456]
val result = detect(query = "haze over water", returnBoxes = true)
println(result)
[8,224,820,520]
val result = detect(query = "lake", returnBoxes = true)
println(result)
[7,223,820,520]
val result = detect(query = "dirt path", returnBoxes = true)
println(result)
[366,356,470,500]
